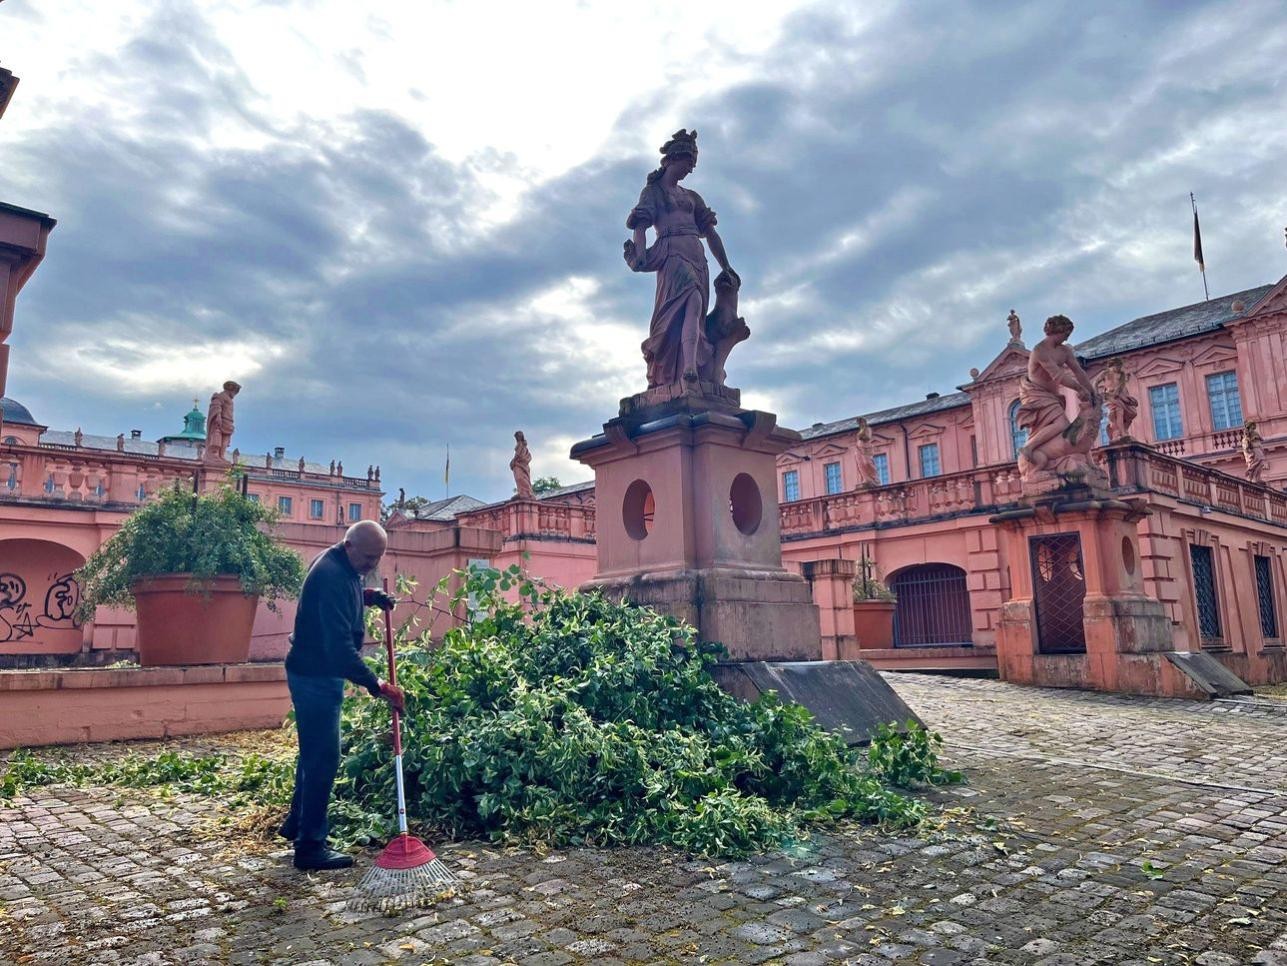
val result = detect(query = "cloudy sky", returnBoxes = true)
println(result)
[3,0,1286,502]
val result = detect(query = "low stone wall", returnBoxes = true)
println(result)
[0,663,290,749]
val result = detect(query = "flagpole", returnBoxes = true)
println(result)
[1191,192,1209,301]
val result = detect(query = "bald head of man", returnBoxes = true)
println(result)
[343,519,388,576]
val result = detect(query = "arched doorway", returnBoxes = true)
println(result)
[890,563,973,646]
[0,540,87,659]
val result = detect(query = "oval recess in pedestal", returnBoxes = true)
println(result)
[729,472,762,536]
[1122,535,1136,576]
[623,479,655,540]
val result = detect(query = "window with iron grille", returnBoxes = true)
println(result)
[1149,383,1183,440]
[824,461,842,494]
[1255,555,1278,640]
[1030,533,1087,653]
[890,564,973,646]
[782,469,800,502]
[310,498,325,519]
[918,442,941,478]
[872,453,890,485]
[1009,400,1028,458]
[1205,371,1243,431]
[1189,544,1221,643]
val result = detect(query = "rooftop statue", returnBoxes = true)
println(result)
[204,380,241,464]
[1007,310,1022,345]
[624,130,747,391]
[1096,357,1138,442]
[510,430,534,500]
[853,417,879,488]
[1243,420,1268,484]
[1016,315,1104,488]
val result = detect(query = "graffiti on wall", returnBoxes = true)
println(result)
[0,571,82,643]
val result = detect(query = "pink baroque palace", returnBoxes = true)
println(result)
[391,273,1287,692]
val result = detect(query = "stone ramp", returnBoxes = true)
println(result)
[711,659,921,744]
[1164,651,1254,698]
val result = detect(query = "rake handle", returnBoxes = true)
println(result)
[381,577,409,835]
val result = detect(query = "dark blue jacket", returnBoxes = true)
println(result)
[285,543,381,695]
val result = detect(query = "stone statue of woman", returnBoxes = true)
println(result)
[854,417,879,488]
[510,431,534,499]
[1243,420,1268,484]
[624,130,741,390]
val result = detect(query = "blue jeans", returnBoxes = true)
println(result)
[284,671,346,851]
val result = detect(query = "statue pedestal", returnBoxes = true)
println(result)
[991,492,1229,698]
[572,394,819,661]
[571,389,918,742]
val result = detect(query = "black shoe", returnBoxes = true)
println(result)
[293,848,354,871]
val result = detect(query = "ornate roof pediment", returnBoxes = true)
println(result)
[965,344,1030,389]
[1190,343,1238,369]
[1238,272,1287,322]
[908,422,945,441]
[1134,355,1186,379]
[811,442,849,459]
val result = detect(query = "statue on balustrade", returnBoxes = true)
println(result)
[204,380,241,464]
[1095,357,1138,442]
[1243,420,1268,484]
[624,129,747,391]
[1015,315,1104,488]
[510,430,534,500]
[853,417,880,488]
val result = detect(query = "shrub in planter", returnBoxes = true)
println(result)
[852,557,897,651]
[74,485,305,665]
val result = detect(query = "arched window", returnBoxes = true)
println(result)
[1009,400,1028,458]
[890,564,973,646]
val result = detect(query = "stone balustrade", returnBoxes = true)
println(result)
[779,464,1025,538]
[458,498,596,542]
[0,440,378,507]
[1103,441,1287,525]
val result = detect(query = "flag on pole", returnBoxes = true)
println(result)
[1193,207,1205,272]
[1190,192,1209,301]
[444,443,450,492]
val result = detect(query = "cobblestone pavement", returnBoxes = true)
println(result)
[2,674,1285,965]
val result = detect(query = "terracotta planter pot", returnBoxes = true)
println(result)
[131,575,259,666]
[853,600,897,649]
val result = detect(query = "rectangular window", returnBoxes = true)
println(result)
[247,492,260,503]
[1205,371,1243,431]
[278,496,292,515]
[872,453,890,485]
[782,469,800,502]
[1149,383,1183,441]
[918,443,941,478]
[1189,544,1221,643]
[309,498,324,519]
[1255,555,1279,640]
[349,502,363,522]
[824,461,843,494]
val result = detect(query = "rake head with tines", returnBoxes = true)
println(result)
[345,581,458,911]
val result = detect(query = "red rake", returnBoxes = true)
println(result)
[347,580,457,911]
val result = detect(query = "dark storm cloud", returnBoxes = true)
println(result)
[4,0,1286,502]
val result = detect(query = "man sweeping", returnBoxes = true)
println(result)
[280,519,405,870]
